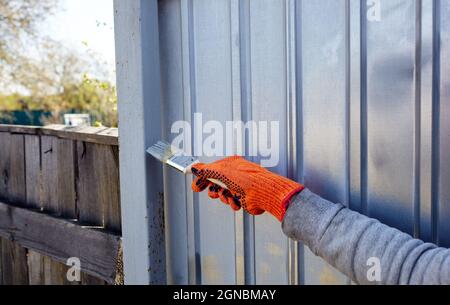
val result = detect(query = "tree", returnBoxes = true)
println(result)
[10,38,106,96]
[0,0,118,127]
[2,41,118,126]
[0,0,59,92]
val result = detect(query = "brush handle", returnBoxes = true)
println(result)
[208,178,241,208]
[185,162,228,189]
[207,178,229,190]
[187,164,239,207]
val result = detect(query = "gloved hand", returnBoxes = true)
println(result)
[191,156,304,221]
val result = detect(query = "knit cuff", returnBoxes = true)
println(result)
[255,174,305,221]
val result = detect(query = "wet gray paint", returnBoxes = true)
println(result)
[114,0,166,284]
[154,0,450,284]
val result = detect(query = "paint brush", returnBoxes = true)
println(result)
[146,141,228,190]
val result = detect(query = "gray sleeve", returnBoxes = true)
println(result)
[282,188,450,285]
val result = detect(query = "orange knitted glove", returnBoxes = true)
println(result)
[191,156,304,221]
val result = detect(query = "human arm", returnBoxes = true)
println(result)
[191,157,450,285]
[283,188,450,285]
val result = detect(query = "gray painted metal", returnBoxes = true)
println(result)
[114,0,166,284]
[116,0,450,284]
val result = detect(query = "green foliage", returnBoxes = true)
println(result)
[57,74,118,127]
[0,94,34,111]
[0,0,58,89]
[0,0,118,127]
[0,75,118,127]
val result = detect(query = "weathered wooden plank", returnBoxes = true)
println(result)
[81,272,106,285]
[0,125,118,146]
[43,256,61,285]
[0,133,26,205]
[72,126,108,135]
[24,136,48,286]
[40,136,78,284]
[27,250,44,285]
[8,134,26,205]
[76,142,104,226]
[0,201,121,283]
[29,252,81,285]
[1,238,29,285]
[96,141,121,284]
[97,128,119,138]
[29,136,55,285]
[49,138,76,284]
[77,142,112,284]
[0,133,29,285]
[41,136,76,217]
[0,125,39,135]
[0,132,11,203]
[41,136,59,214]
[25,135,41,209]
[43,256,75,285]
[40,124,68,132]
[41,125,118,146]
[57,139,76,218]
[98,145,121,233]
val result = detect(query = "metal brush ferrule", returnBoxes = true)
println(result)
[167,155,199,173]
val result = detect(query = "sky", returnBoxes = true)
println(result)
[40,0,116,81]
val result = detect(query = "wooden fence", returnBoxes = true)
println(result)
[0,124,122,285]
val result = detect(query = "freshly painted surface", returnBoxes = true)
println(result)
[114,0,166,284]
[116,0,450,284]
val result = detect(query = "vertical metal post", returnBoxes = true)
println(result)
[114,0,166,284]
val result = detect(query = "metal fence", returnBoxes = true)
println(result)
[115,0,450,284]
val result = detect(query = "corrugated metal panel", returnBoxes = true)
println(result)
[158,0,450,284]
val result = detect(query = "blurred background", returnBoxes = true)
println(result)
[0,0,117,127]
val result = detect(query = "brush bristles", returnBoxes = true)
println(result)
[147,141,180,162]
